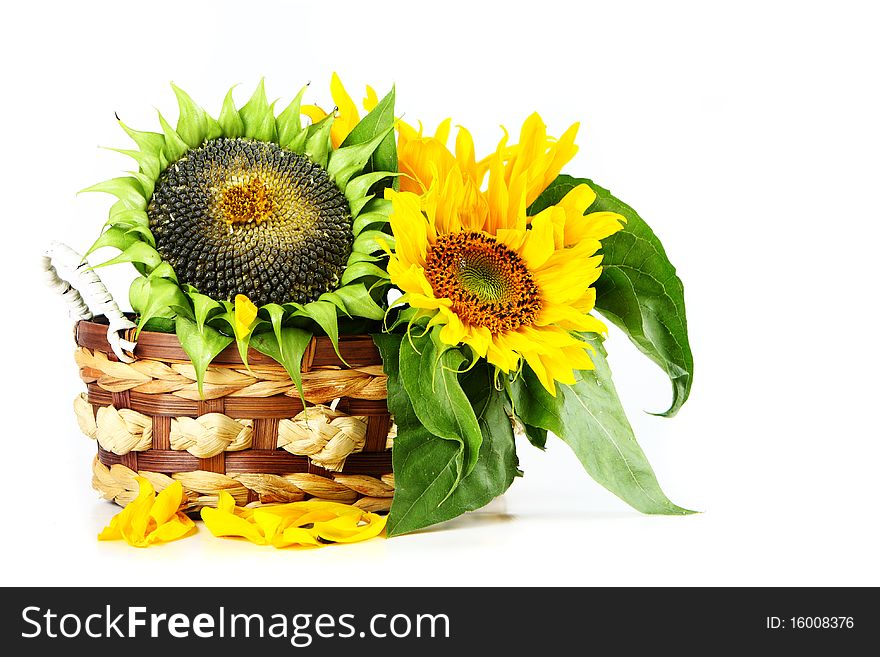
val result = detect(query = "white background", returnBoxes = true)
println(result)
[1,0,877,586]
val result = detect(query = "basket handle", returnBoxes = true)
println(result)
[43,241,137,363]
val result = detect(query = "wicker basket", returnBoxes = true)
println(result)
[73,319,394,513]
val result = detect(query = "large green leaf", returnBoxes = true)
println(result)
[130,276,188,336]
[250,325,313,401]
[342,87,397,182]
[399,328,483,481]
[171,83,210,148]
[530,175,693,417]
[374,334,518,536]
[510,333,692,515]
[175,316,233,398]
[238,79,276,142]
[327,283,385,320]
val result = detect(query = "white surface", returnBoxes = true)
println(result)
[1,0,878,586]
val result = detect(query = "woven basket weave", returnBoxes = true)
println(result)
[73,319,394,512]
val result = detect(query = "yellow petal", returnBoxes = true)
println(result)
[463,325,492,359]
[148,514,196,544]
[201,506,268,545]
[388,260,434,298]
[363,85,378,111]
[272,527,322,548]
[485,333,522,373]
[252,508,285,543]
[301,104,328,124]
[455,126,479,183]
[566,210,627,245]
[559,183,597,215]
[486,155,510,233]
[99,478,195,547]
[387,200,429,269]
[438,309,468,346]
[434,118,452,145]
[398,137,456,194]
[217,490,237,514]
[329,72,359,148]
[522,350,556,396]
[518,210,555,269]
[506,113,547,186]
[315,513,387,543]
[149,481,184,526]
[234,294,258,338]
[528,122,579,204]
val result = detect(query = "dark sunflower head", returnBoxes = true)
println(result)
[148,137,352,305]
[82,79,396,391]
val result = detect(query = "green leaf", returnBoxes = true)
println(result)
[509,333,692,515]
[128,277,149,315]
[304,114,334,169]
[352,229,393,255]
[85,226,139,258]
[80,177,146,210]
[342,87,397,180]
[147,261,178,282]
[117,120,166,162]
[127,171,155,200]
[93,240,162,270]
[328,284,385,320]
[250,326,312,400]
[156,111,189,163]
[218,86,244,137]
[399,327,483,480]
[522,424,547,450]
[531,175,693,417]
[186,289,223,333]
[171,82,209,148]
[131,276,187,335]
[349,195,375,218]
[261,303,287,355]
[352,210,389,236]
[175,316,234,398]
[341,261,389,285]
[107,205,150,226]
[376,334,518,536]
[103,146,162,181]
[140,317,175,333]
[121,223,156,247]
[239,79,276,142]
[292,300,344,364]
[328,128,395,188]
[276,84,309,150]
[343,171,396,204]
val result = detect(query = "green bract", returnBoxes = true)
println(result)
[83,81,397,393]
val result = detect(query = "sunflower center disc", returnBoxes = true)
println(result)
[424,231,541,333]
[147,137,352,306]
[219,178,273,225]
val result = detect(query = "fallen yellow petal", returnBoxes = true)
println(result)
[98,478,195,548]
[200,496,386,549]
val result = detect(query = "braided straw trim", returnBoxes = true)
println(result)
[75,396,386,469]
[91,458,395,513]
[75,395,155,455]
[75,347,387,403]
[170,414,253,458]
[278,405,367,471]
[74,393,97,438]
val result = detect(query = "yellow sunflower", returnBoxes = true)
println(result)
[386,114,626,395]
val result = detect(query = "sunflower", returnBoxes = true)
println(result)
[82,79,396,389]
[385,114,626,394]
